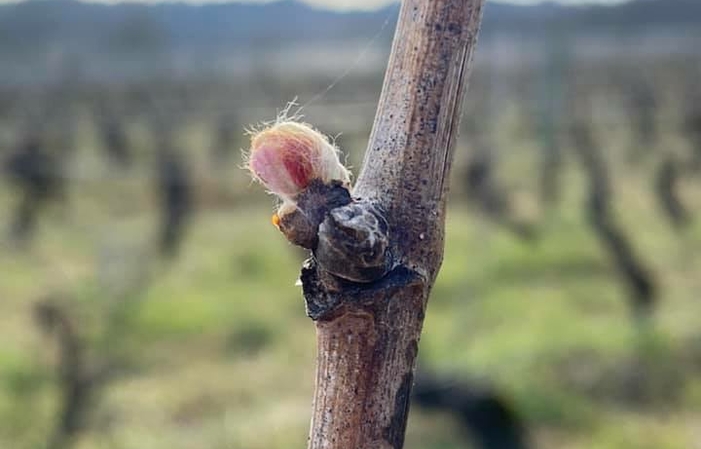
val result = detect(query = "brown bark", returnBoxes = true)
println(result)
[299,1,486,448]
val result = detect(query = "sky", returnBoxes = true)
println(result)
[0,0,631,10]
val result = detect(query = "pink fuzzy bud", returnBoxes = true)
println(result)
[247,121,351,201]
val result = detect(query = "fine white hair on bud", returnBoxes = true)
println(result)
[246,119,351,203]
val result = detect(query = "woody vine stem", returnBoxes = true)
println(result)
[246,1,485,448]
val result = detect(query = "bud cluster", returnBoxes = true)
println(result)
[247,120,351,206]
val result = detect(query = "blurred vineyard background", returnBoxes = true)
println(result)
[1,0,701,448]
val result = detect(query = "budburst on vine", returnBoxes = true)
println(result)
[245,109,352,227]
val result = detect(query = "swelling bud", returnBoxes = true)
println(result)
[247,121,351,202]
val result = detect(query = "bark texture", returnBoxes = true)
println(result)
[301,1,486,448]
